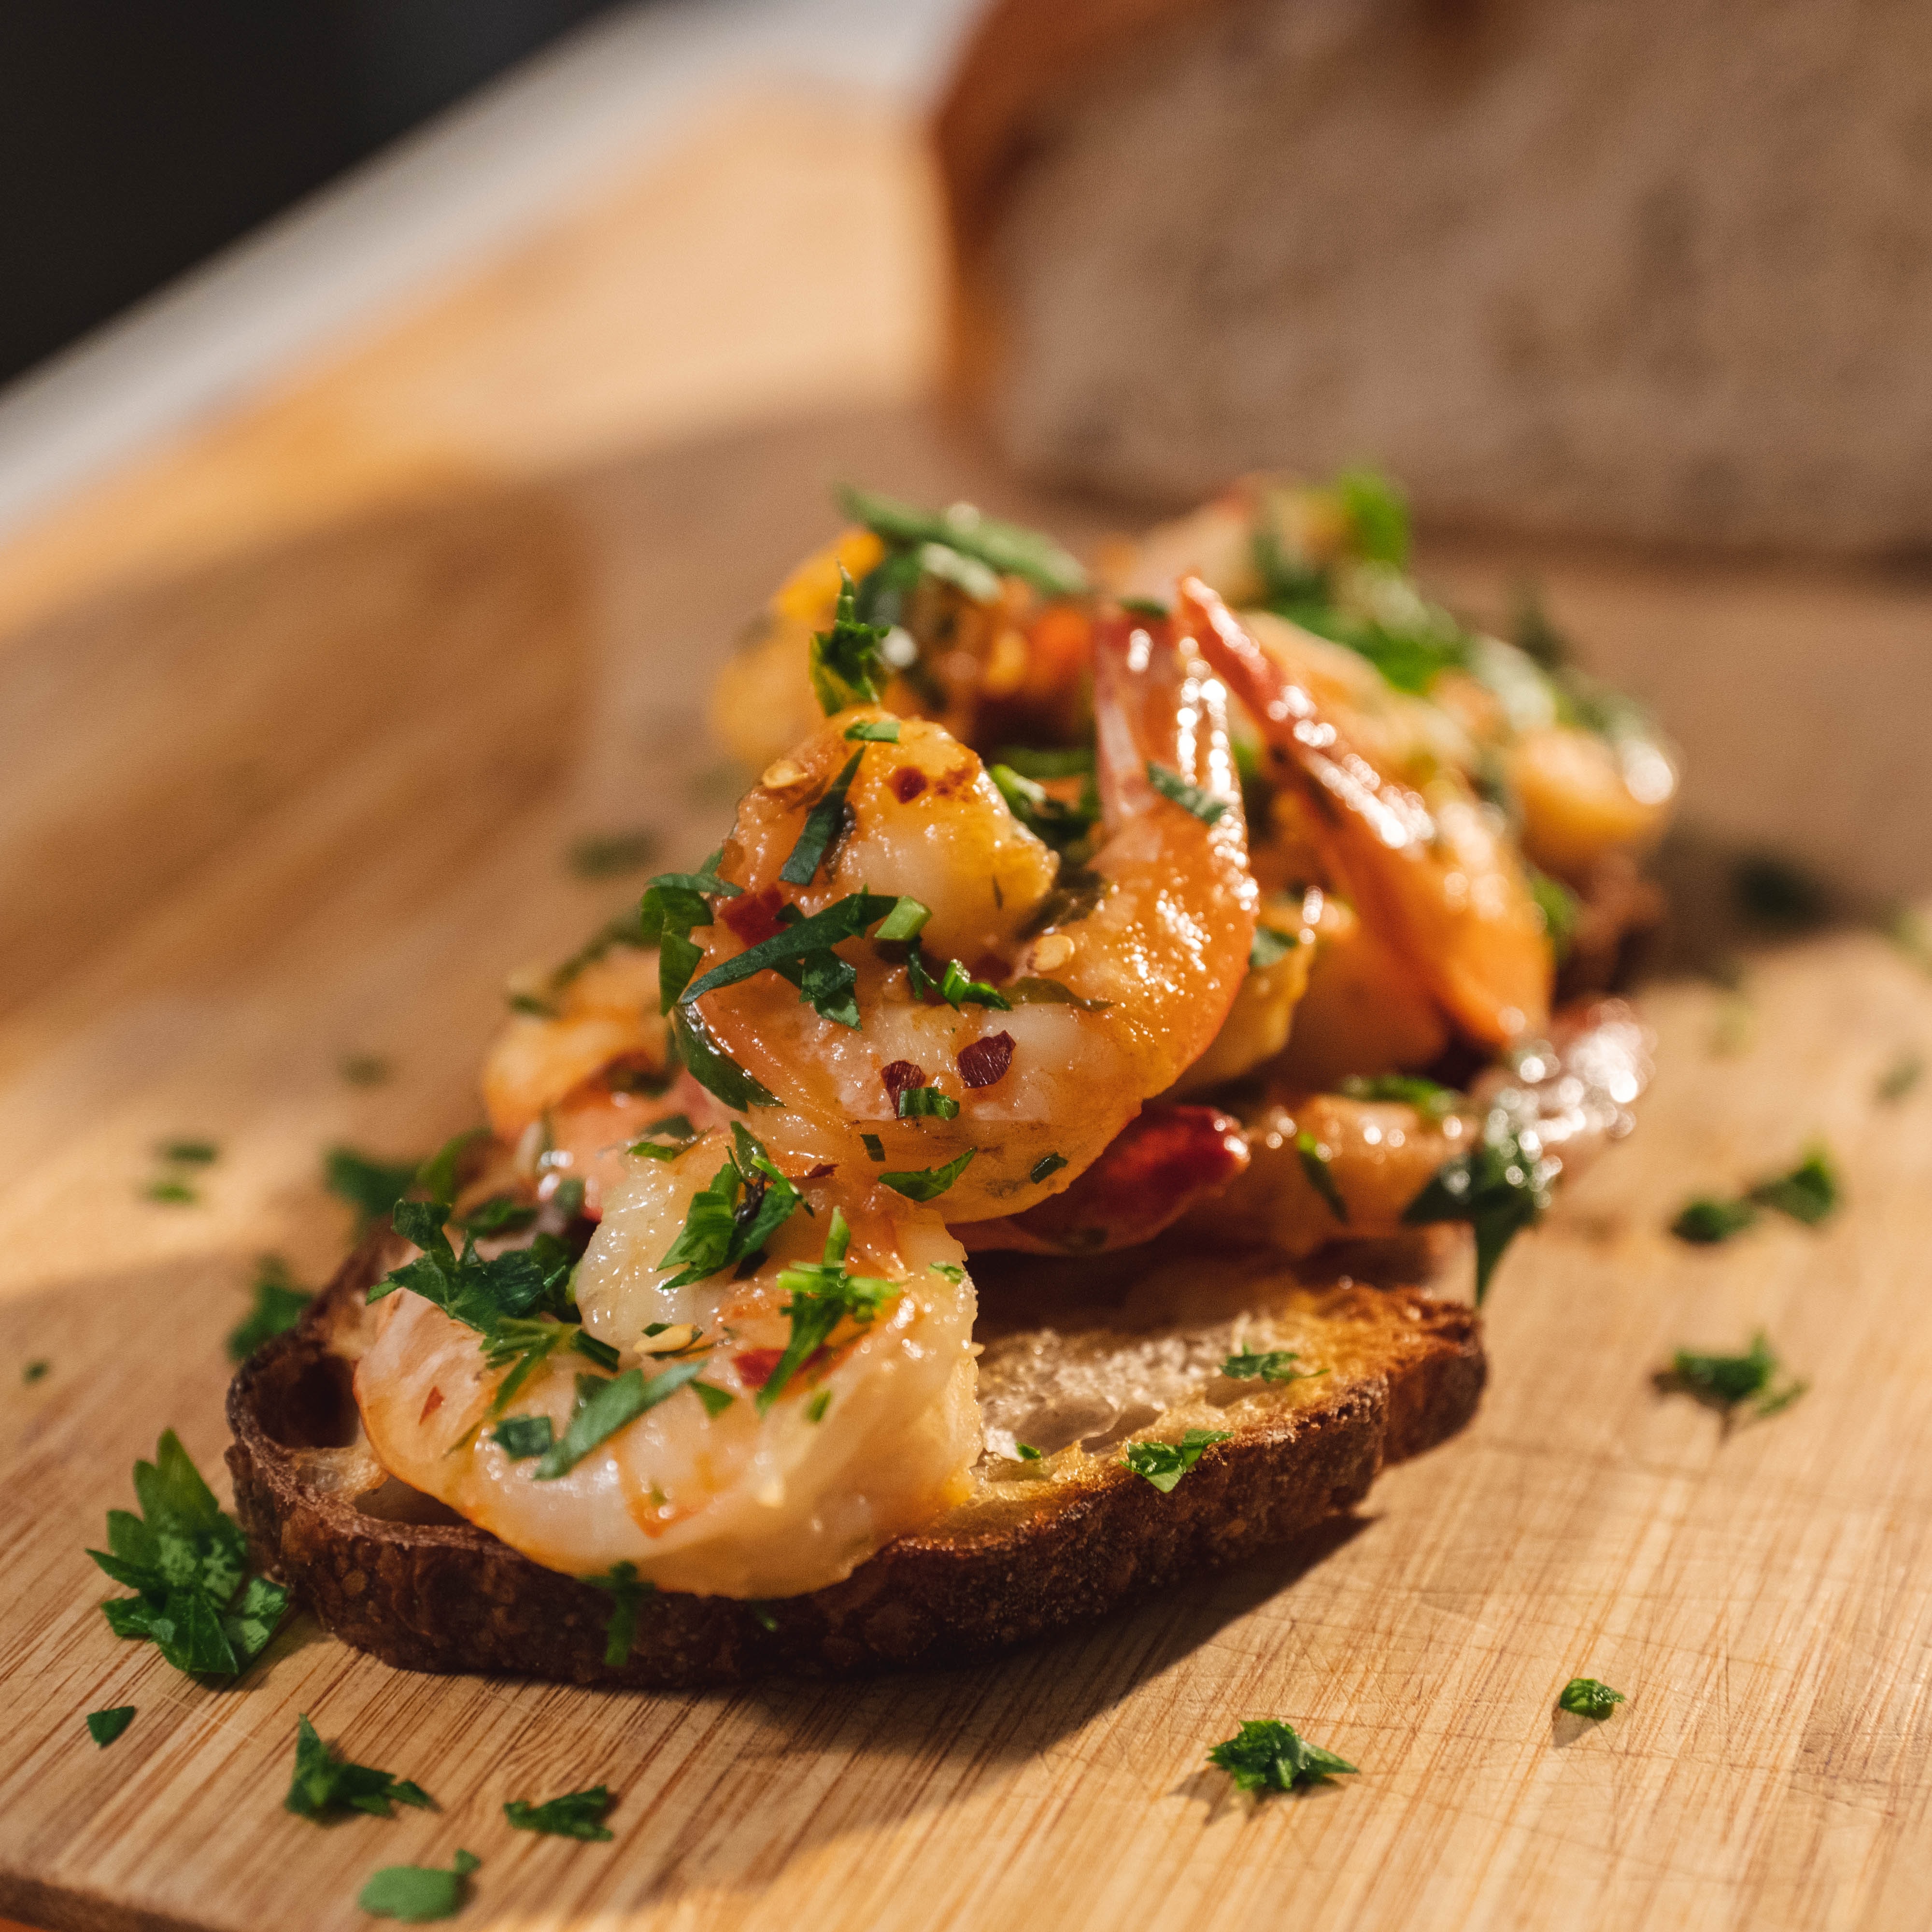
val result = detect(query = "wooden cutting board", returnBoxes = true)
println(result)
[5,87,1932,1932]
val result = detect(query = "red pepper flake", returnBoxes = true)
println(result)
[419,1387,444,1423]
[890,766,928,803]
[958,1031,1015,1089]
[722,882,788,946]
[804,1163,836,1180]
[880,1060,926,1105]
[732,1348,784,1390]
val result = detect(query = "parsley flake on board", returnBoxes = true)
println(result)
[1221,1350,1323,1386]
[505,1786,616,1842]
[808,566,891,713]
[158,1139,218,1165]
[1558,1678,1626,1720]
[23,1359,49,1384]
[88,1431,289,1678]
[358,1849,479,1923]
[1746,1141,1841,1225]
[588,1562,652,1667]
[1208,1719,1358,1796]
[881,1147,977,1203]
[324,1146,421,1232]
[458,1194,539,1237]
[655,1124,803,1289]
[285,1714,433,1819]
[339,1053,394,1086]
[227,1254,315,1362]
[838,484,1088,598]
[780,749,864,886]
[86,1706,135,1747]
[761,1207,900,1412]
[1294,1131,1350,1224]
[567,827,659,879]
[143,1179,199,1206]
[1145,761,1228,826]
[1671,1196,1760,1244]
[1339,1073,1463,1121]
[1661,1330,1807,1420]
[1121,1429,1230,1493]
[1402,1099,1555,1301]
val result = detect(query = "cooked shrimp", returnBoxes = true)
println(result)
[680,615,1257,1219]
[1180,577,1550,1049]
[355,1132,979,1597]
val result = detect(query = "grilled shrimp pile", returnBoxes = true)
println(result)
[355,475,1666,1599]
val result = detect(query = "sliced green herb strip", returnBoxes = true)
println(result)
[1339,1073,1463,1121]
[568,827,658,878]
[1121,1429,1230,1493]
[1030,1152,1068,1184]
[1558,1677,1626,1720]
[358,1850,479,1923]
[534,1359,709,1480]
[683,889,898,1006]
[907,946,1013,1011]
[874,895,931,941]
[638,861,742,1012]
[1222,1349,1322,1385]
[780,749,864,886]
[1146,761,1228,826]
[655,1125,803,1289]
[285,1714,433,1819]
[86,1706,135,1747]
[844,718,900,743]
[1663,1329,1806,1418]
[990,763,1099,854]
[806,1390,832,1423]
[928,1261,966,1283]
[23,1358,49,1384]
[1015,1443,1043,1462]
[862,1133,886,1162]
[995,744,1095,779]
[837,483,1088,597]
[808,565,891,713]
[881,1147,978,1203]
[628,1113,696,1161]
[896,1085,960,1120]
[669,1005,781,1110]
[1746,1142,1840,1225]
[325,1146,421,1231]
[227,1254,314,1362]
[1004,976,1109,1011]
[144,1180,198,1206]
[760,1207,900,1412]
[1119,595,1171,619]
[1208,1719,1358,1795]
[458,1195,539,1237]
[490,1415,554,1461]
[1671,1197,1759,1244]
[505,1785,616,1841]
[372,1206,575,1337]
[88,1430,289,1679]
[1249,926,1299,971]
[158,1139,218,1165]
[588,1562,652,1667]
[691,1380,735,1418]
[1295,1131,1349,1223]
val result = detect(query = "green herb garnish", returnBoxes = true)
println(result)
[628,1113,698,1161]
[227,1254,314,1362]
[86,1706,135,1747]
[1662,1330,1806,1419]
[862,1133,885,1161]
[358,1850,479,1923]
[1294,1131,1349,1223]
[89,1431,289,1678]
[1221,1349,1322,1385]
[896,1084,960,1120]
[1339,1073,1462,1120]
[158,1139,218,1165]
[1208,1719,1358,1795]
[1402,1102,1554,1301]
[995,745,1095,779]
[285,1714,432,1819]
[668,1004,780,1111]
[143,1179,198,1206]
[780,749,864,886]
[806,1390,833,1422]
[505,1786,616,1842]
[682,887,901,1027]
[413,1127,488,1207]
[656,1124,803,1289]
[371,1203,575,1336]
[838,484,1088,597]
[906,946,1012,1011]
[760,1207,900,1411]
[568,827,658,878]
[458,1194,539,1237]
[534,1358,711,1479]
[1249,926,1299,971]
[489,1414,554,1460]
[339,1052,393,1086]
[1746,1142,1840,1224]
[808,565,890,713]
[1029,1152,1068,1184]
[324,1146,421,1232]
[639,859,744,1012]
[23,1358,49,1384]
[845,717,900,743]
[880,1147,978,1203]
[1671,1197,1760,1244]
[1529,868,1578,962]
[1557,1677,1626,1720]
[1145,761,1228,826]
[588,1562,651,1667]
[1121,1429,1230,1493]
[1014,1443,1043,1461]
[989,763,1098,854]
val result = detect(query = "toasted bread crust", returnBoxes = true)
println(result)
[228,1236,1481,1687]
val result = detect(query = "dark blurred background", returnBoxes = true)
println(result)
[0,0,630,387]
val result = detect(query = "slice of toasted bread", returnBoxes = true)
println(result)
[227,1235,1481,1687]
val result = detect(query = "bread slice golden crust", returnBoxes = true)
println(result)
[227,1236,1482,1687]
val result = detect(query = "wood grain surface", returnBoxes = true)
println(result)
[4,86,1932,1932]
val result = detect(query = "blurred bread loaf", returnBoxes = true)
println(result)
[937,0,1932,552]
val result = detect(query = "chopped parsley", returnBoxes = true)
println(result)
[875,895,931,941]
[806,1389,833,1422]
[1030,1151,1068,1184]
[838,483,1088,597]
[158,1139,218,1165]
[1121,1429,1230,1493]
[86,1706,135,1747]
[1671,1197,1760,1244]
[89,1431,289,1677]
[358,1850,479,1923]
[1339,1073,1463,1121]
[639,857,743,1011]
[227,1254,314,1362]
[568,827,658,879]
[1402,1100,1554,1301]
[1015,1443,1043,1461]
[683,888,903,1028]
[906,946,1011,1011]
[504,1786,616,1842]
[1294,1131,1349,1223]
[588,1562,652,1666]
[458,1194,539,1236]
[372,1202,575,1336]
[779,749,863,885]
[285,1714,432,1819]
[324,1146,421,1232]
[862,1133,885,1161]
[845,717,900,743]
[807,566,890,713]
[896,1084,960,1120]
[489,1415,554,1460]
[1878,1051,1924,1102]
[1145,761,1228,826]
[143,1179,198,1206]
[535,1359,711,1479]
[628,1113,698,1160]
[928,1261,966,1283]
[656,1124,803,1288]
[1529,868,1578,962]
[990,762,1098,854]
[1746,1142,1840,1224]
[880,1147,977,1203]
[338,1052,393,1086]
[761,1207,900,1411]
[1733,852,1830,931]
[23,1358,49,1384]
[1222,1349,1322,1385]
[1249,926,1299,971]
[1662,1330,1806,1419]
[1557,1678,1626,1720]
[668,1004,780,1110]
[1208,1719,1358,1795]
